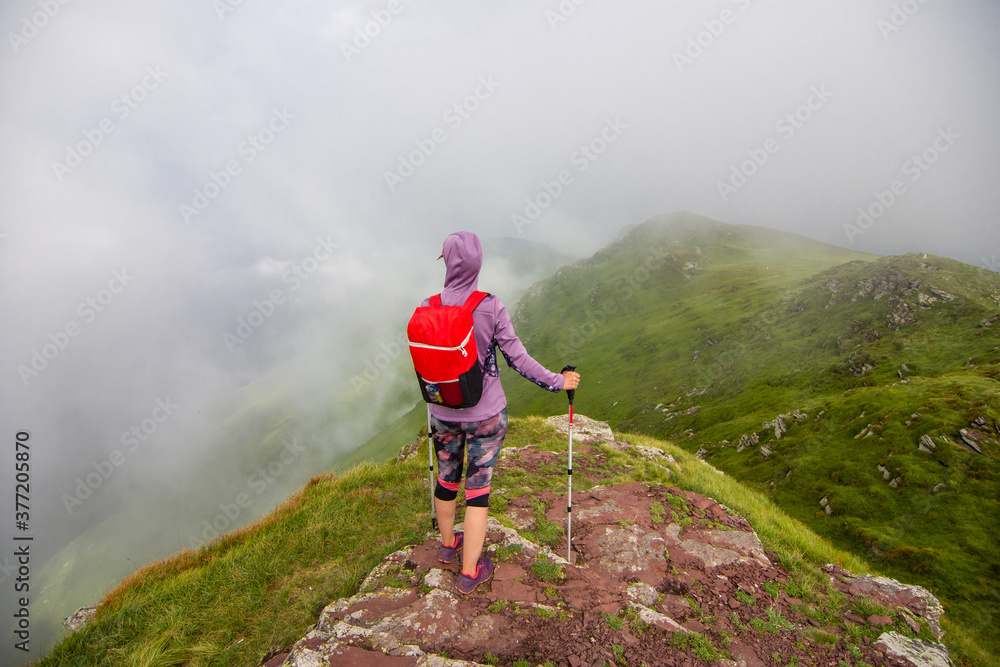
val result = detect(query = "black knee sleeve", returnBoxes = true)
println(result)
[434,483,457,501]
[466,493,489,508]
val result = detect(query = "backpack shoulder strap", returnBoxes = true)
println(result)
[429,294,442,307]
[462,291,489,313]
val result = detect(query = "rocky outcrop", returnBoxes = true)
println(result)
[732,411,808,456]
[655,387,709,422]
[877,465,903,488]
[761,410,808,441]
[735,432,759,453]
[849,351,877,376]
[838,573,945,641]
[821,261,964,341]
[762,415,787,440]
[853,270,922,302]
[914,418,996,457]
[876,633,954,667]
[886,299,918,330]
[958,428,986,455]
[62,605,97,633]
[820,278,842,309]
[544,414,615,445]
[260,432,954,667]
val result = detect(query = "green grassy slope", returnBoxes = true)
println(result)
[501,212,1000,658]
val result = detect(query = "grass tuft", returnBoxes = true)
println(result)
[531,558,564,584]
[669,630,724,661]
[604,612,625,631]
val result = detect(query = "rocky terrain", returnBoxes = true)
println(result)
[254,417,953,667]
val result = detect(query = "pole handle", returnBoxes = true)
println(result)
[560,364,577,405]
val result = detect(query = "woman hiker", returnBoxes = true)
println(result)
[425,231,580,595]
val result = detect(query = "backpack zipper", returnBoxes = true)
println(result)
[408,327,474,356]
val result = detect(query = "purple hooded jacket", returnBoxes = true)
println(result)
[425,231,565,423]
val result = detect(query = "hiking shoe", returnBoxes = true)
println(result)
[438,532,464,564]
[456,556,494,595]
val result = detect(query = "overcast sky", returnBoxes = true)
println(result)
[1,0,999,658]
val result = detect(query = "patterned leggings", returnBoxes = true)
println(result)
[431,409,508,508]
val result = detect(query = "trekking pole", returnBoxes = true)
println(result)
[561,365,577,563]
[427,405,437,531]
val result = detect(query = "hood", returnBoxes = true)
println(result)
[440,231,482,300]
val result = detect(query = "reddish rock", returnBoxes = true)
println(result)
[683,619,705,633]
[843,573,945,639]
[694,496,717,511]
[584,523,667,586]
[326,645,419,666]
[658,594,692,618]
[868,614,893,627]
[592,601,620,614]
[490,578,535,603]
[493,562,525,582]
[406,542,442,572]
[324,589,421,627]
[729,641,766,667]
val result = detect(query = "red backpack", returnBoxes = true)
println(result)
[407,291,489,408]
